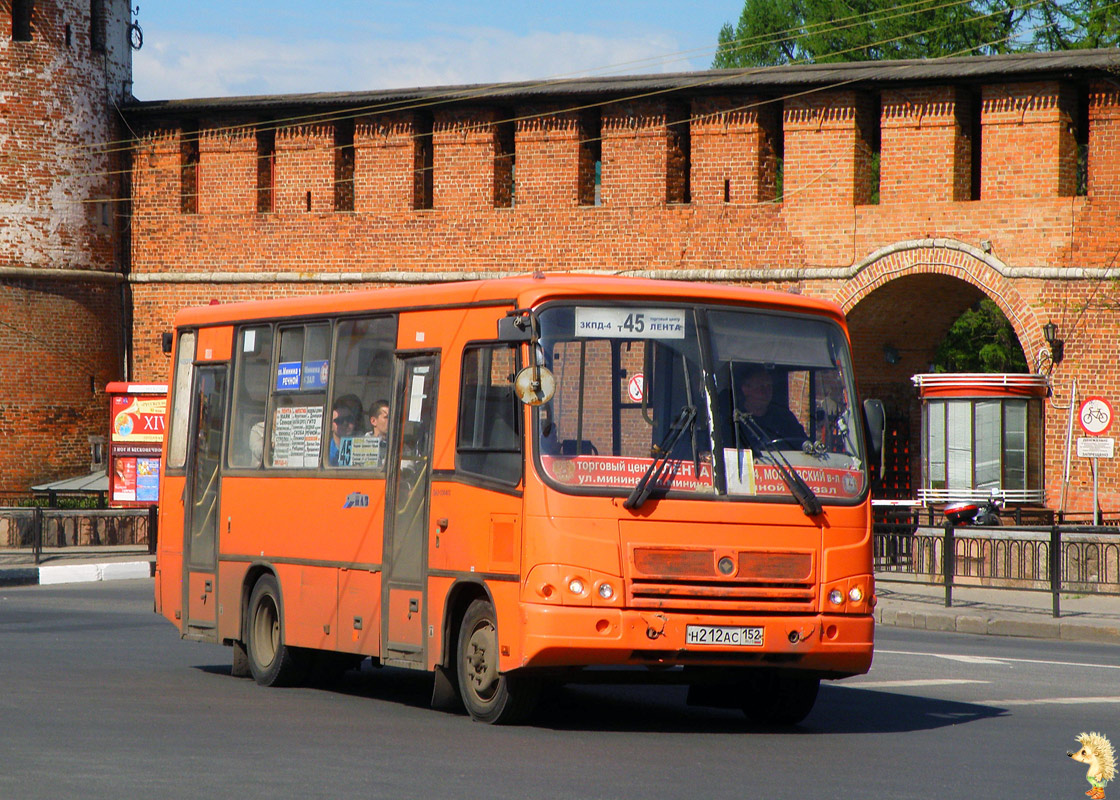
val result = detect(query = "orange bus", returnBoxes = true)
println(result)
[155,274,884,724]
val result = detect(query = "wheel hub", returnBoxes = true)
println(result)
[465,622,498,696]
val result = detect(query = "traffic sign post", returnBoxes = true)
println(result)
[1077,397,1113,526]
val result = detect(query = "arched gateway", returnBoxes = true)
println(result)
[838,239,1061,510]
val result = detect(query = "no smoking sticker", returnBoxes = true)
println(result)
[628,373,644,403]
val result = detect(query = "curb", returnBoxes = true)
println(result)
[876,605,1120,644]
[0,561,153,587]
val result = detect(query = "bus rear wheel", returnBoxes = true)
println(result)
[456,599,538,724]
[739,669,820,726]
[246,574,306,687]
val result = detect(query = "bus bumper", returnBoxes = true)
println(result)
[516,605,873,677]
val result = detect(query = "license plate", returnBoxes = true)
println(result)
[685,625,764,647]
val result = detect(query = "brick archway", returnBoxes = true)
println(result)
[836,238,1044,363]
[835,238,1044,501]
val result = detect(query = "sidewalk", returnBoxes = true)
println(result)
[0,547,1117,645]
[875,576,1120,645]
[0,546,154,587]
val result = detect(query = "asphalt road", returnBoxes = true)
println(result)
[1,580,1117,800]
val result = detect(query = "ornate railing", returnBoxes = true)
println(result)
[0,507,157,565]
[874,508,1120,617]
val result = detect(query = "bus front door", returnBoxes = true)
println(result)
[382,354,438,668]
[182,364,227,641]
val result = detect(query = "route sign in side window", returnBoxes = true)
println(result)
[268,323,329,469]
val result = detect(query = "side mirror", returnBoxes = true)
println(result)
[863,399,886,461]
[514,365,555,406]
[497,313,533,342]
[160,331,174,355]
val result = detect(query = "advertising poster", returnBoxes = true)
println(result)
[111,395,166,445]
[113,457,137,502]
[107,387,167,507]
[136,458,161,502]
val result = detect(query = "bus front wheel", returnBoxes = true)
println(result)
[456,599,538,724]
[246,574,306,687]
[740,669,820,726]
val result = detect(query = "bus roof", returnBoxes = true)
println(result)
[171,274,847,328]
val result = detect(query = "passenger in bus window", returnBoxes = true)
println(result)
[815,370,849,453]
[364,399,390,468]
[329,394,363,466]
[735,365,808,449]
[248,419,265,466]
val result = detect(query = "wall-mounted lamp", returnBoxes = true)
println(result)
[1043,320,1064,365]
[883,344,900,365]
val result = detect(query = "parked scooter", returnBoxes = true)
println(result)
[943,492,1004,526]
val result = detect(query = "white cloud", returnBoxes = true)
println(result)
[131,28,702,101]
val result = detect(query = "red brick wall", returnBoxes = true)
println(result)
[355,113,417,213]
[1088,79,1120,201]
[784,89,876,207]
[981,81,1078,199]
[123,76,1120,513]
[881,87,970,203]
[691,96,778,205]
[601,100,673,207]
[0,0,131,495]
[514,108,582,210]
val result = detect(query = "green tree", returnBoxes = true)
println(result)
[931,299,1029,373]
[712,0,1115,69]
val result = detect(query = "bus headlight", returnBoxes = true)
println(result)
[828,589,844,606]
[597,582,614,600]
[848,586,863,604]
[568,578,586,596]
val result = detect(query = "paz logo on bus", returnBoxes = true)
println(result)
[343,492,369,508]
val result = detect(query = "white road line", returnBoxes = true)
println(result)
[980,696,1120,707]
[845,679,989,689]
[877,649,1120,671]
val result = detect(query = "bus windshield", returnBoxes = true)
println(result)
[535,302,867,505]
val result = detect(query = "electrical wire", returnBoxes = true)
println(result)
[65,0,1087,200]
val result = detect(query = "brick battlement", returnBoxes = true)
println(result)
[119,52,1120,512]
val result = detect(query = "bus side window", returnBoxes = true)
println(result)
[267,323,330,469]
[328,316,397,471]
[457,344,521,485]
[167,330,197,470]
[228,325,273,469]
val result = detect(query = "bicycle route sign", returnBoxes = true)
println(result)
[1079,396,1113,436]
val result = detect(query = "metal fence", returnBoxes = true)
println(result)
[874,507,1120,617]
[0,506,157,565]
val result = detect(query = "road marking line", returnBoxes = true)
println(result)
[845,679,988,689]
[877,649,1120,671]
[930,654,1008,665]
[981,696,1120,707]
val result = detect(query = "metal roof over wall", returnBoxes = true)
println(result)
[125,47,1120,117]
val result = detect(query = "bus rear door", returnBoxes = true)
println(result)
[182,364,227,641]
[381,353,439,667]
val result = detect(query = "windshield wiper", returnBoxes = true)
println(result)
[736,412,822,516]
[624,405,696,510]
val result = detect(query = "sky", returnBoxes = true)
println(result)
[131,1,744,101]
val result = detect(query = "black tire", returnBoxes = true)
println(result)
[456,599,539,724]
[246,574,307,687]
[740,670,820,726]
